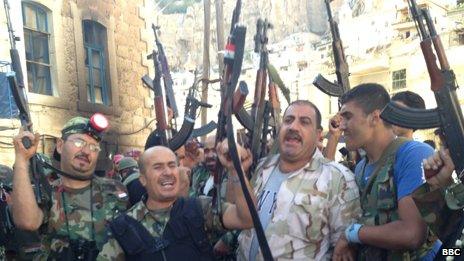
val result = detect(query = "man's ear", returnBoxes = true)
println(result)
[369,110,381,126]
[56,138,64,154]
[139,173,147,187]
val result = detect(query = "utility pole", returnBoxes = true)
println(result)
[215,0,225,80]
[201,0,211,142]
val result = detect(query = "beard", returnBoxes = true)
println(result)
[65,153,96,178]
[205,156,217,172]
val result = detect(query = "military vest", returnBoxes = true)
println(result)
[109,197,214,261]
[356,138,436,260]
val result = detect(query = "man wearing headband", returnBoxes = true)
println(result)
[11,115,128,260]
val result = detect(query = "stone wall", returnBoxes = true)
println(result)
[0,0,157,170]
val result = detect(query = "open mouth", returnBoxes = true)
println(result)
[206,158,216,164]
[160,180,175,189]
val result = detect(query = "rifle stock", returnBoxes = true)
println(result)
[268,80,281,134]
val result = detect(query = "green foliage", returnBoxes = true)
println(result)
[156,0,202,14]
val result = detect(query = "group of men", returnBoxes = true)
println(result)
[5,82,460,260]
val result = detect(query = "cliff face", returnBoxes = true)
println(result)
[154,0,333,72]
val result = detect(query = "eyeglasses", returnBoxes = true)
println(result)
[67,138,101,153]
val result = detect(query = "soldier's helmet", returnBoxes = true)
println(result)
[0,164,13,190]
[118,157,139,172]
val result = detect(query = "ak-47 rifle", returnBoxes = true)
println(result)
[144,25,178,129]
[380,0,464,249]
[3,0,48,206]
[312,0,358,165]
[214,0,273,259]
[149,37,170,146]
[185,71,217,139]
[248,19,272,164]
[235,63,288,133]
[154,25,178,129]
[143,55,212,151]
[143,25,213,151]
[313,0,350,97]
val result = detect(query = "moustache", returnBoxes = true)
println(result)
[205,155,217,162]
[284,130,302,141]
[74,153,90,163]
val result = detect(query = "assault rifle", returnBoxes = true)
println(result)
[143,25,178,128]
[214,0,273,259]
[3,0,48,206]
[148,37,170,146]
[185,71,217,139]
[380,0,464,250]
[313,0,350,97]
[235,63,288,133]
[249,18,272,164]
[143,49,212,151]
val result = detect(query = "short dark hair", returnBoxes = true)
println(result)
[340,83,390,115]
[284,100,322,130]
[391,91,425,109]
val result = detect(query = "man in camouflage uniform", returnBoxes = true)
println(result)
[190,135,223,198]
[337,83,439,260]
[237,100,361,260]
[0,164,43,260]
[413,149,464,254]
[117,157,145,206]
[11,116,128,260]
[97,145,256,260]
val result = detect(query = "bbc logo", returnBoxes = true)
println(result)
[442,248,462,256]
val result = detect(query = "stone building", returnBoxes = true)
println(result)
[271,0,464,144]
[0,0,160,170]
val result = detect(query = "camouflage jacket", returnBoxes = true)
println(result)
[97,196,230,260]
[237,150,361,260]
[189,165,212,197]
[412,182,464,246]
[189,165,229,200]
[35,176,128,260]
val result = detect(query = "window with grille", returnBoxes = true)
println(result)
[22,2,52,95]
[392,69,407,90]
[83,20,111,105]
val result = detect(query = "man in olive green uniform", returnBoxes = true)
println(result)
[12,116,128,260]
[189,135,223,198]
[97,145,256,260]
[413,149,464,253]
[337,83,439,260]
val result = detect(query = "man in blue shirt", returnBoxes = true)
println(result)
[334,83,438,260]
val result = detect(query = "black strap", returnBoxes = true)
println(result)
[110,213,163,255]
[223,27,273,259]
[36,154,94,181]
[360,137,409,201]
